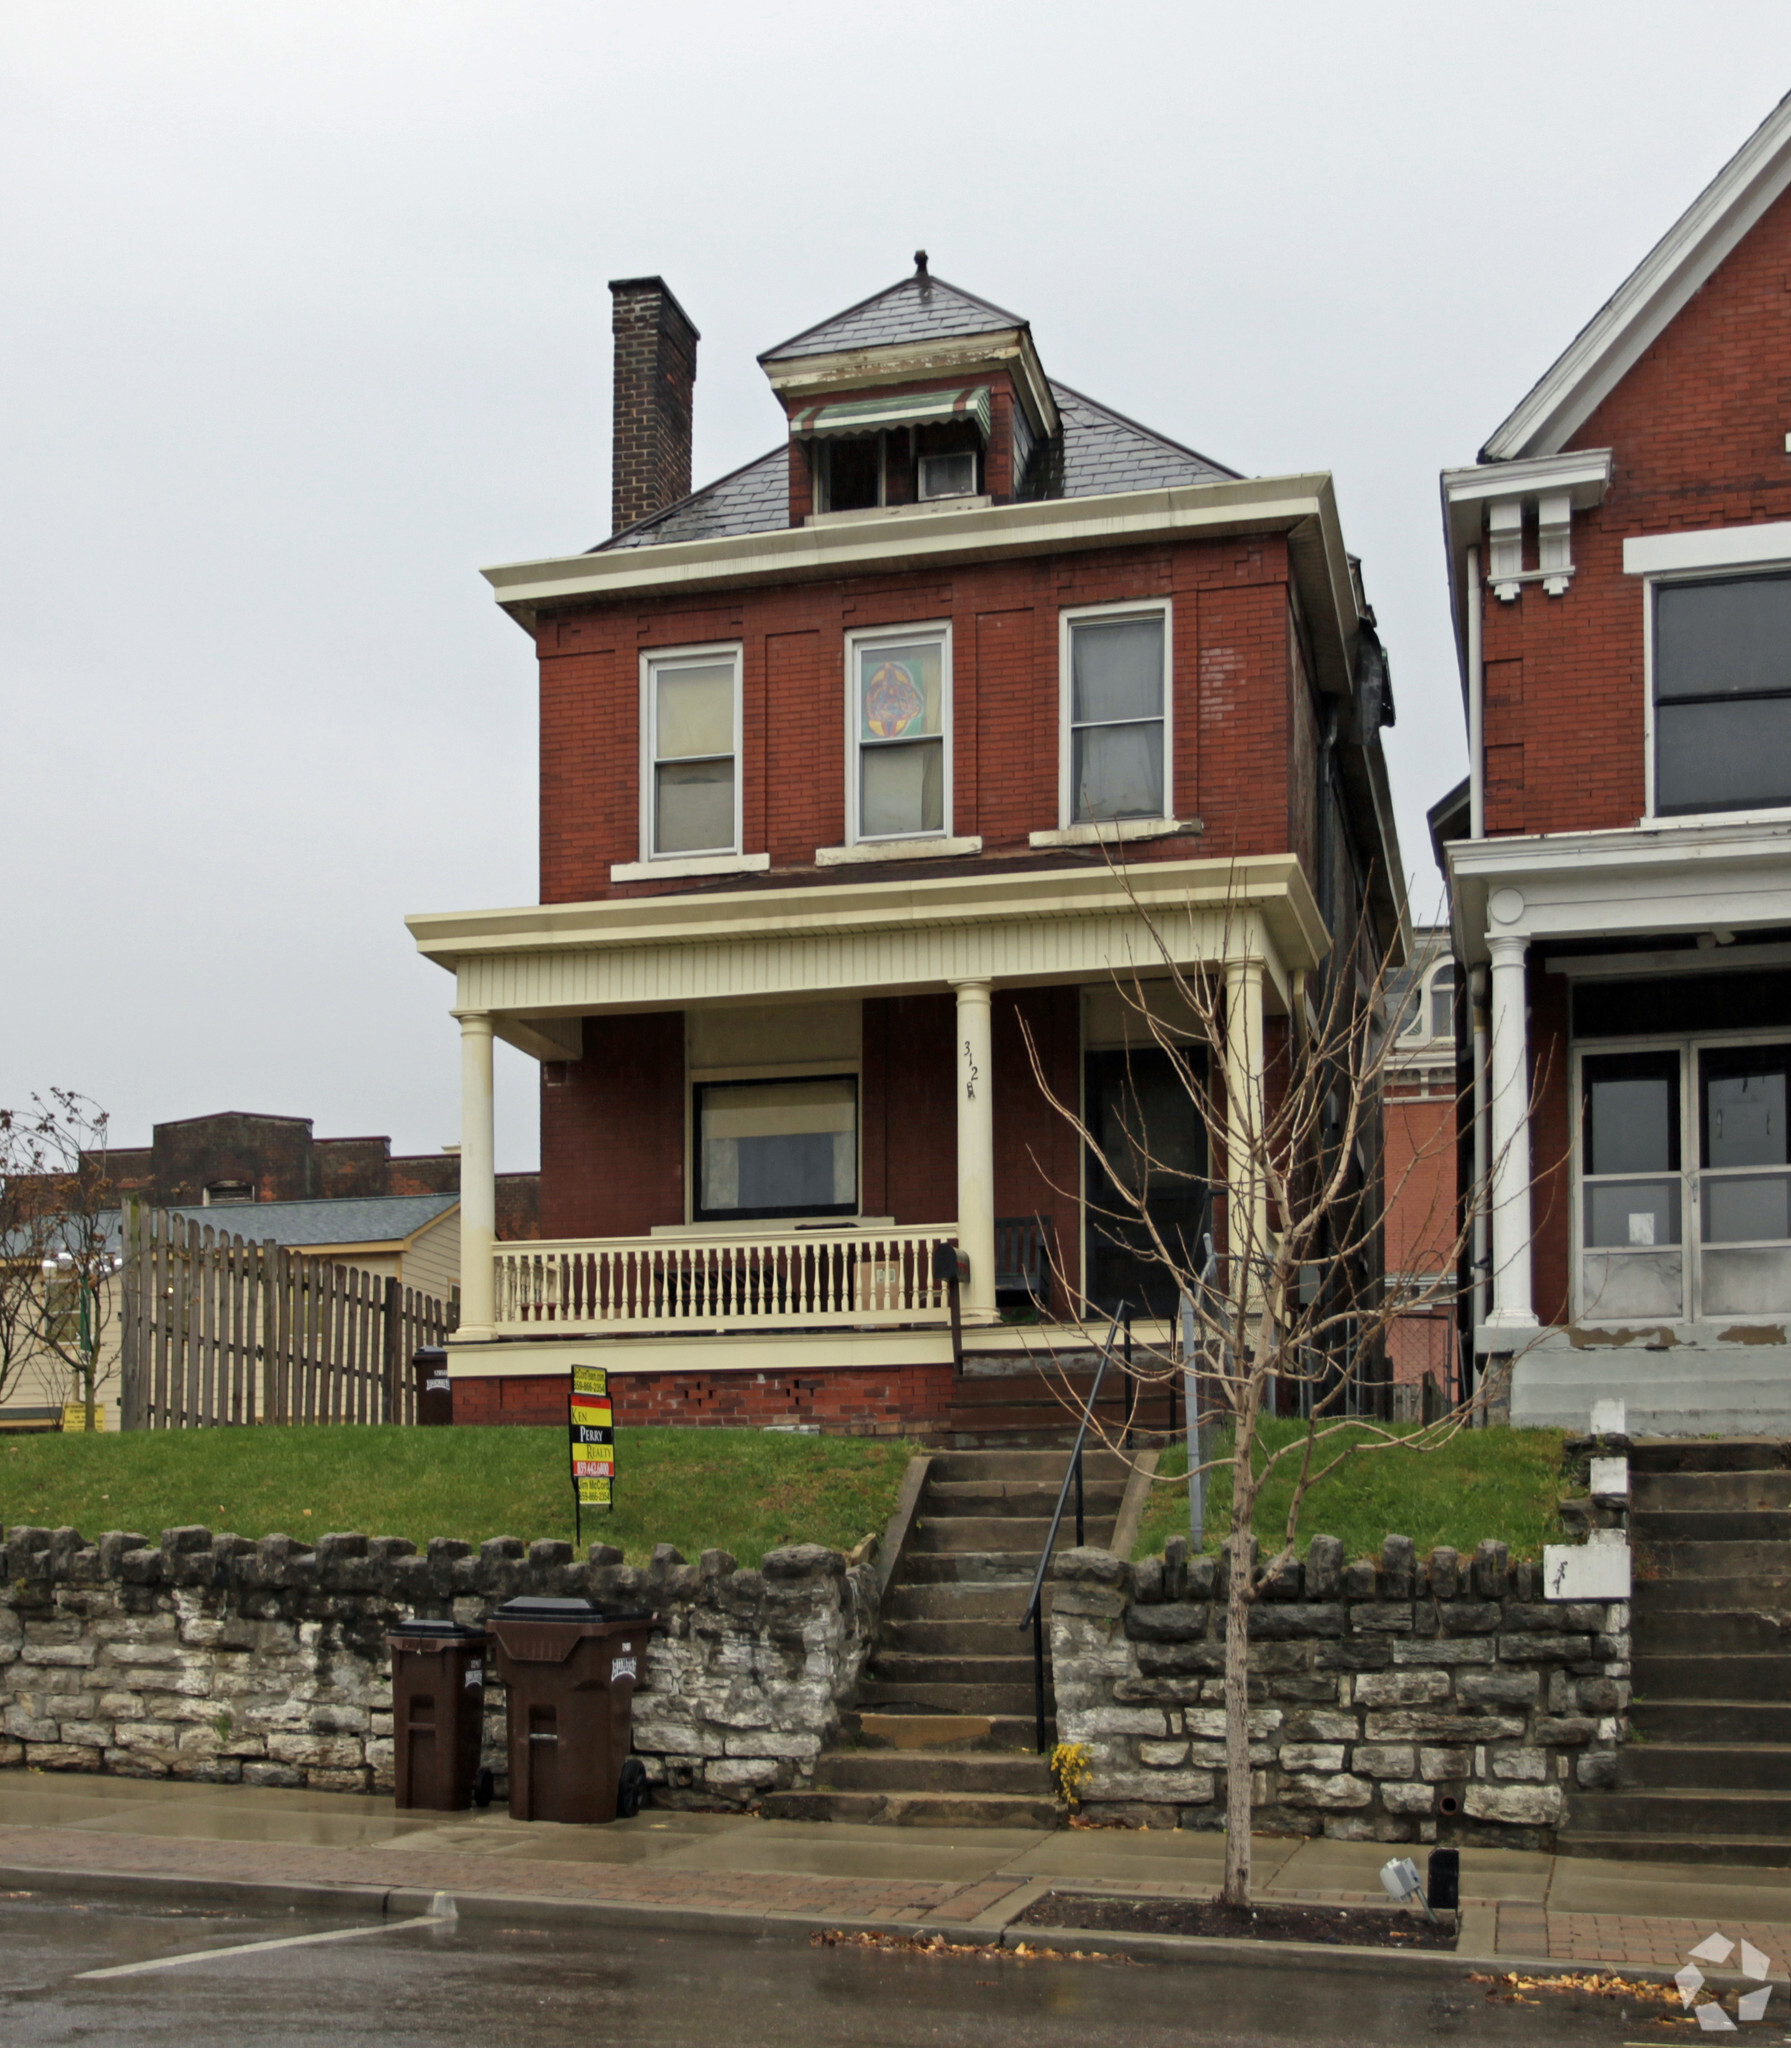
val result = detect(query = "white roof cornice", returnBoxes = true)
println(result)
[1483,92,1791,461]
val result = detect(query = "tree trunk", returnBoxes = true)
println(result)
[1220,1394,1261,1907]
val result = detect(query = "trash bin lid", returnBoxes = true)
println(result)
[389,1619,487,1641]
[492,1597,653,1624]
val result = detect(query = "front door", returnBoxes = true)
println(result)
[1083,1046,1208,1319]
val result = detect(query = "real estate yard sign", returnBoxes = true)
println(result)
[569,1365,614,1542]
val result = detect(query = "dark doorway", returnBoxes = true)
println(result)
[1083,1045,1209,1318]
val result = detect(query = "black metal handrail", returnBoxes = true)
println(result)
[1017,1302,1126,1754]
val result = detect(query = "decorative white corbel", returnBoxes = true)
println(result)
[1488,498,1524,601]
[1538,489,1574,595]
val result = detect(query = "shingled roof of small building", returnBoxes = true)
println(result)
[757,270,1026,362]
[597,379,1239,553]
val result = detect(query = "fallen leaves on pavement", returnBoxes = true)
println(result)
[811,1929,1133,1964]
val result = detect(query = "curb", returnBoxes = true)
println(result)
[6,1855,1787,1992]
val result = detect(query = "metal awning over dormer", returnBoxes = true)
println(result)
[787,386,991,439]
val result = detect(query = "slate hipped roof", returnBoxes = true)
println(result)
[84,1192,460,1254]
[758,271,1028,362]
[601,265,1240,555]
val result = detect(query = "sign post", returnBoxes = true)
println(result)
[568,1365,614,1545]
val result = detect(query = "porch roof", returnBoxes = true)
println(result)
[408,854,1328,1058]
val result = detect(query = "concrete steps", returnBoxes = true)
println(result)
[1561,1440,1791,1865]
[941,1366,1175,1448]
[787,1440,1115,1826]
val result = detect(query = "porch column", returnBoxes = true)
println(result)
[1224,959,1268,1299]
[456,1009,497,1341]
[1484,933,1538,1338]
[952,980,998,1319]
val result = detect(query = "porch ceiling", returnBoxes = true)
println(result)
[410,854,1327,1045]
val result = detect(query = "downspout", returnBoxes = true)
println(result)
[1467,543,1485,838]
[1465,541,1489,1415]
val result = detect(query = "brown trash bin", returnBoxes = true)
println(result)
[488,1596,656,1824]
[413,1349,453,1426]
[388,1620,488,1810]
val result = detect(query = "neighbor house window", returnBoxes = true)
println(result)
[849,627,948,842]
[1063,605,1170,824]
[1429,963,1459,1040]
[1654,573,1791,815]
[694,1076,858,1221]
[645,646,740,858]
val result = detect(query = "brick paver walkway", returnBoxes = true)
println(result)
[1547,1912,1791,1972]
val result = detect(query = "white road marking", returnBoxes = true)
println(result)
[75,1912,454,1980]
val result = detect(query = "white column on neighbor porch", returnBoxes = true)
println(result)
[1223,958,1268,1298]
[1484,932,1538,1338]
[952,979,998,1319]
[456,1009,497,1340]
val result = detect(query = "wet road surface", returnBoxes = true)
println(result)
[0,1887,1685,2044]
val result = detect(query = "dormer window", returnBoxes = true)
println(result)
[795,387,991,516]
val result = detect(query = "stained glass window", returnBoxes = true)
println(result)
[856,635,945,840]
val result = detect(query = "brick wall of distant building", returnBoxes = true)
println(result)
[97,1112,540,1239]
[1383,1076,1456,1387]
[537,537,1296,903]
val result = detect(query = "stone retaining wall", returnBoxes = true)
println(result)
[1050,1534,1629,1847]
[0,1525,877,1809]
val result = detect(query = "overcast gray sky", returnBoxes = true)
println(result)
[5,4,1788,1172]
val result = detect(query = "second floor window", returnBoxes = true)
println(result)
[1654,572,1791,816]
[647,647,740,857]
[1065,605,1170,823]
[851,627,948,841]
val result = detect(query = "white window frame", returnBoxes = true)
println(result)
[1057,599,1174,831]
[639,641,745,866]
[845,620,953,847]
[1571,1026,1791,1326]
[1628,525,1791,827]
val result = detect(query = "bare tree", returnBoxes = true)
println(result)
[0,1092,119,1427]
[1021,876,1544,1907]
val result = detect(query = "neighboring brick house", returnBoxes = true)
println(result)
[102,1111,540,1242]
[409,261,1405,1429]
[1383,924,1458,1400]
[1434,96,1791,1431]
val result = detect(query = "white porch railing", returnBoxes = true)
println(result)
[491,1226,958,1336]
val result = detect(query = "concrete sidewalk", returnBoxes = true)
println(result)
[2,1771,1789,1978]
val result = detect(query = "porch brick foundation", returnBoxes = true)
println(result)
[0,1525,876,1811]
[1050,1536,1629,1849]
[452,1364,956,1435]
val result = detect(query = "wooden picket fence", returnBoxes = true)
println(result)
[118,1205,454,1429]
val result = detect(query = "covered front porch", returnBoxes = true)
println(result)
[408,857,1327,1396]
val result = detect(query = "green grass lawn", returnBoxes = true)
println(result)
[0,1426,919,1568]
[1130,1421,1568,1564]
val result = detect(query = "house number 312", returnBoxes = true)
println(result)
[963,1039,979,1101]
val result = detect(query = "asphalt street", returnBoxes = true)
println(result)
[0,1886,1683,2045]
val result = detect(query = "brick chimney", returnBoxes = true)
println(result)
[608,276,700,535]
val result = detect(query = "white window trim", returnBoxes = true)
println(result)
[1637,558,1791,827]
[1057,598,1174,831]
[638,641,745,867]
[1571,1026,1791,1327]
[844,620,953,847]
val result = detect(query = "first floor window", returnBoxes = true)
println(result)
[1066,608,1168,823]
[852,630,946,840]
[1654,573,1791,815]
[695,1076,857,1221]
[1579,1036,1791,1319]
[648,648,739,857]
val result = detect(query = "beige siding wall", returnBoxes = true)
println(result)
[398,1211,459,1305]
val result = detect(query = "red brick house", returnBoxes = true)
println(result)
[409,262,1404,1429]
[1436,96,1791,1432]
